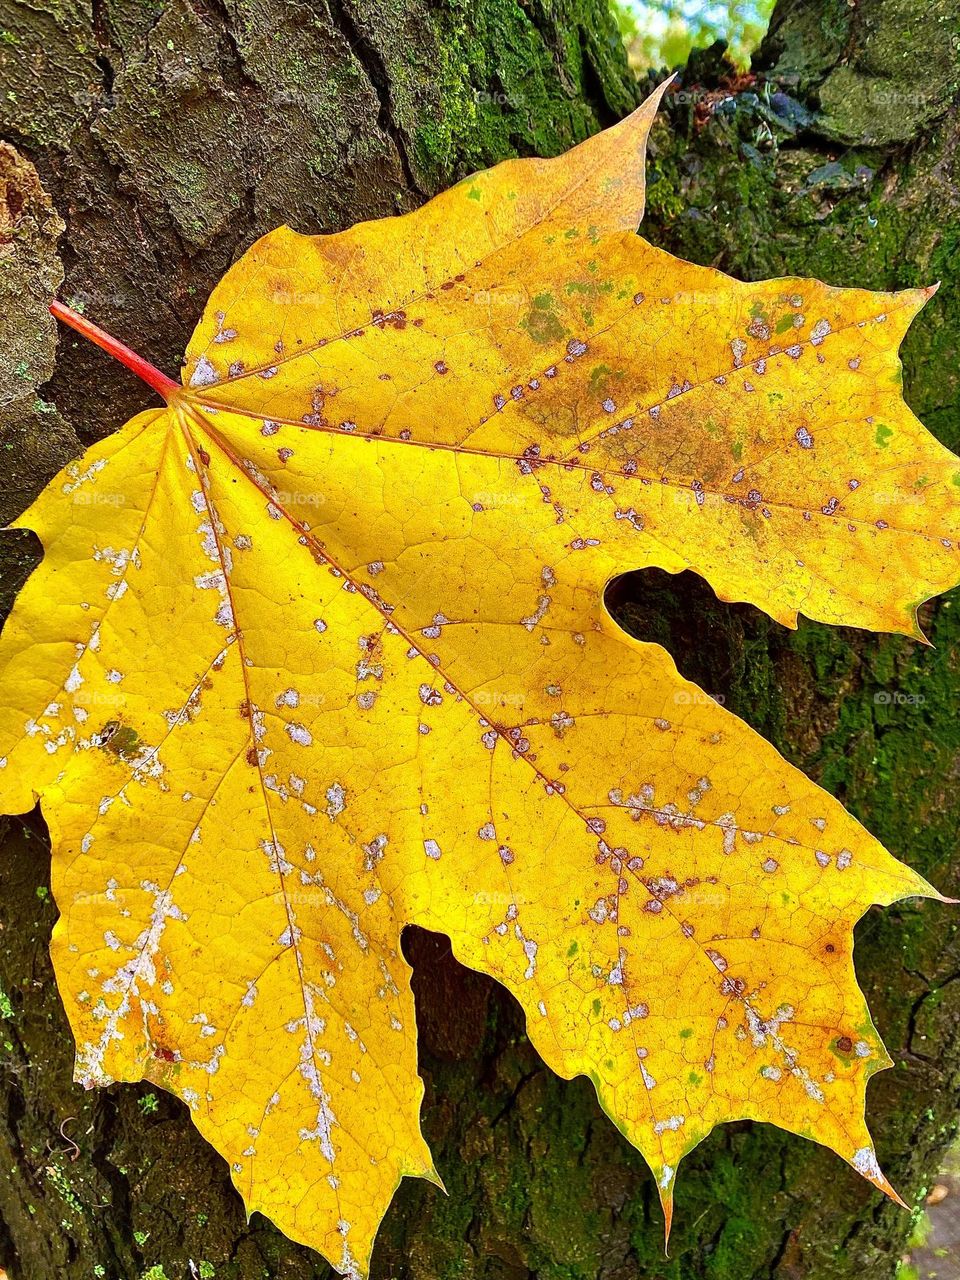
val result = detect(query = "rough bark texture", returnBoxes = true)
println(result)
[1,0,959,1276]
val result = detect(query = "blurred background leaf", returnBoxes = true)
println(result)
[613,0,775,70]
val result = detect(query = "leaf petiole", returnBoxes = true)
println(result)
[49,300,180,401]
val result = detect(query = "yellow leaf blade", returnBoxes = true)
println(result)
[1,80,956,1274]
[187,228,957,640]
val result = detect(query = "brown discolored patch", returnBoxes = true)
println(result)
[96,720,142,761]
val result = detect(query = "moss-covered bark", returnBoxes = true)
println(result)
[1,0,959,1276]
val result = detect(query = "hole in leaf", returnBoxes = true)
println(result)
[604,567,780,727]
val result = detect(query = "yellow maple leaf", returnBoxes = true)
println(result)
[2,81,958,1274]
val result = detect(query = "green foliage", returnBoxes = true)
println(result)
[613,0,775,70]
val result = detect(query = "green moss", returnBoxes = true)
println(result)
[44,1162,85,1217]
[411,0,637,185]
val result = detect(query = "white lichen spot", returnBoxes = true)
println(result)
[852,1147,882,1180]
[325,782,346,820]
[653,1116,684,1135]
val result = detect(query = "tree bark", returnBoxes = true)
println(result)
[1,0,959,1277]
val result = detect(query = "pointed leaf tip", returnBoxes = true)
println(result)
[851,1146,909,1209]
[657,1168,675,1254]
[876,1169,909,1211]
